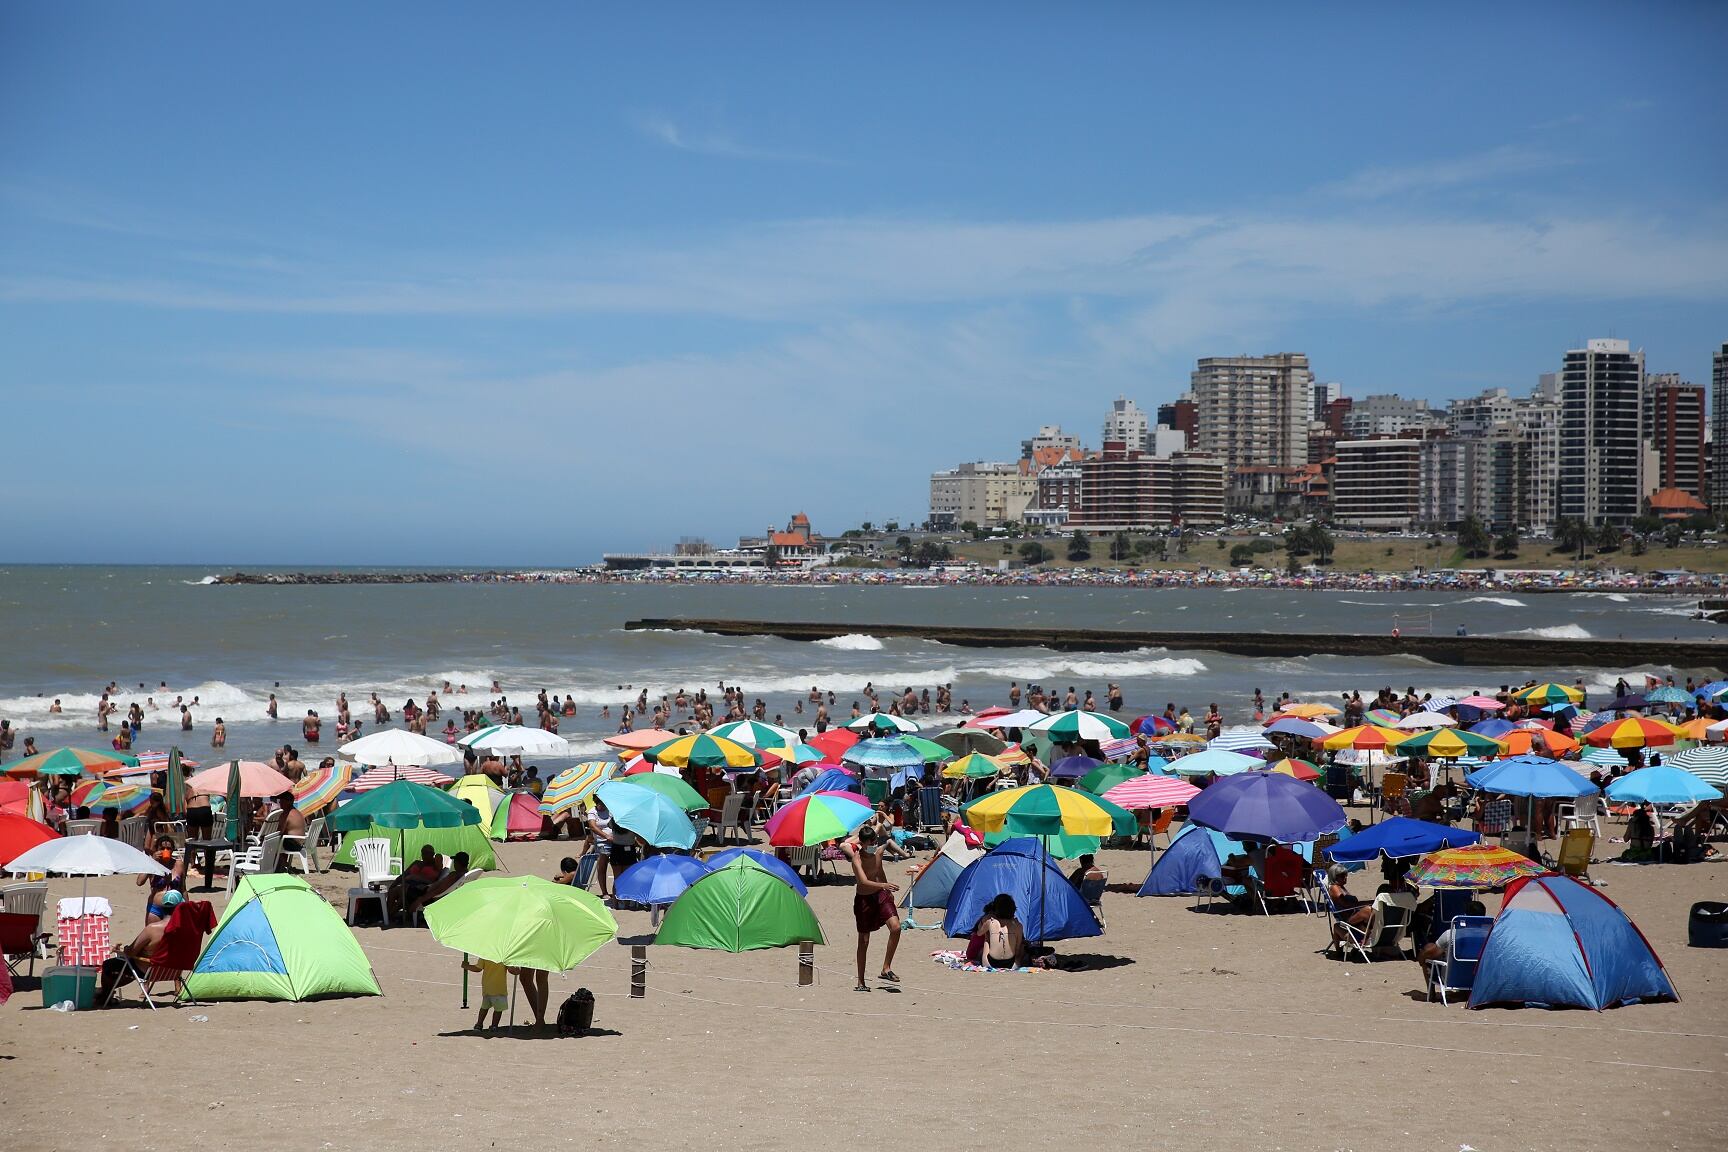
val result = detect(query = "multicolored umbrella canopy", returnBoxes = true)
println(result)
[1132,714,1176,735]
[347,762,456,791]
[1455,695,1506,711]
[426,875,618,971]
[594,780,697,849]
[0,812,59,868]
[3,746,137,778]
[1320,725,1405,752]
[1582,716,1680,749]
[609,773,708,813]
[1026,710,1132,744]
[1101,773,1200,810]
[1186,770,1347,844]
[290,761,354,815]
[1364,708,1400,726]
[539,761,616,816]
[844,712,921,735]
[1266,758,1322,782]
[1392,728,1505,759]
[941,752,1008,779]
[1669,744,1728,790]
[1406,844,1547,890]
[841,736,926,772]
[1604,765,1723,805]
[70,779,152,813]
[763,743,826,766]
[764,790,873,846]
[328,779,482,832]
[657,857,826,952]
[646,732,761,770]
[707,720,801,748]
[163,747,186,817]
[1514,683,1584,706]
[963,784,1135,839]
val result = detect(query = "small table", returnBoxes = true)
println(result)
[185,838,237,890]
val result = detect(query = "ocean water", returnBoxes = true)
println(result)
[0,565,1717,763]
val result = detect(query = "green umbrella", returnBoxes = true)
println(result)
[656,857,826,952]
[900,736,954,764]
[425,876,618,971]
[327,779,481,832]
[983,827,1101,858]
[163,746,186,817]
[223,759,243,843]
[611,773,707,813]
[1076,761,1141,797]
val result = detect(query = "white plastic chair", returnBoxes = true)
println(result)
[226,834,283,893]
[282,816,326,873]
[718,794,747,845]
[353,838,399,889]
[119,816,150,851]
[247,810,281,849]
[1558,794,1603,838]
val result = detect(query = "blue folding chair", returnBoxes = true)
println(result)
[1426,915,1494,1004]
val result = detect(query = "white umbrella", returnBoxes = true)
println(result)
[844,712,921,734]
[965,710,1046,731]
[457,724,571,756]
[1396,711,1458,730]
[340,728,463,767]
[1209,731,1277,752]
[6,835,168,878]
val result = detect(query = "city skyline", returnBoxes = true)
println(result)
[3,3,1726,563]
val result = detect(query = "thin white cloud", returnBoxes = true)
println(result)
[629,111,833,164]
[1324,145,1571,199]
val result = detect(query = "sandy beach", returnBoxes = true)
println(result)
[3,822,1723,1152]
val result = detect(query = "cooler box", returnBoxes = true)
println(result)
[1689,901,1728,948]
[41,966,98,1010]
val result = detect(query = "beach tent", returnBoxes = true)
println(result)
[656,857,825,952]
[183,874,380,1002]
[942,837,1101,942]
[1136,822,1239,896]
[1469,874,1678,1011]
[332,819,498,871]
[493,791,546,841]
[902,831,985,923]
[450,774,506,828]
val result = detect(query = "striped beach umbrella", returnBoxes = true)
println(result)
[1101,773,1200,809]
[70,779,152,813]
[456,724,569,756]
[348,762,457,792]
[1424,695,1459,711]
[1669,745,1728,790]
[1513,683,1584,707]
[1392,728,1505,759]
[3,746,138,778]
[646,732,761,770]
[764,790,873,846]
[129,750,199,777]
[844,712,921,735]
[1210,731,1277,753]
[1579,746,1627,768]
[1266,758,1322,782]
[291,761,354,814]
[163,747,186,816]
[763,743,825,767]
[708,720,801,748]
[963,783,1135,839]
[1027,709,1132,744]
[540,761,616,816]
[1364,708,1400,726]
[1406,844,1547,890]
[1320,724,1405,752]
[941,752,1008,779]
[1581,716,1680,749]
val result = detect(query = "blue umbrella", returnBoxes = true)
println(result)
[797,767,859,796]
[1580,746,1627,767]
[1264,717,1327,739]
[1464,755,1596,798]
[842,736,925,773]
[1323,816,1480,863]
[1048,755,1101,780]
[1644,687,1692,706]
[1696,680,1728,701]
[1167,748,1263,777]
[704,847,808,896]
[1187,770,1347,844]
[1468,718,1516,738]
[613,854,710,906]
[1602,694,1648,712]
[595,780,698,849]
[1541,702,1580,717]
[1604,766,1724,805]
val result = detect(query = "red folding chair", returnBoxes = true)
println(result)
[0,912,48,979]
[104,900,215,1010]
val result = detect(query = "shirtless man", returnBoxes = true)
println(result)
[845,825,902,993]
[275,791,308,839]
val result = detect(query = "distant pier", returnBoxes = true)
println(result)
[624,618,1728,672]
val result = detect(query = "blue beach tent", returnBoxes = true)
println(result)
[1469,874,1678,1011]
[941,837,1101,942]
[1137,822,1241,896]
[901,832,983,926]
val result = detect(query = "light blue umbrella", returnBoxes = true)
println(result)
[1605,766,1723,805]
[1264,717,1327,739]
[595,781,697,850]
[797,766,860,796]
[1464,755,1597,798]
[1643,687,1692,706]
[1167,748,1263,777]
[842,736,925,773]
[1580,747,1628,768]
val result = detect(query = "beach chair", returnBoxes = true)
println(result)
[1558,794,1604,839]
[226,834,283,893]
[1425,915,1494,1005]
[1335,892,1415,963]
[119,816,150,852]
[1193,874,1230,913]
[104,899,214,1010]
[0,912,49,978]
[863,778,889,808]
[1078,870,1107,929]
[785,845,819,881]
[567,853,600,891]
[1555,828,1593,882]
[353,838,400,889]
[719,794,753,846]
[917,786,944,832]
[1379,772,1410,816]
[63,818,101,837]
[1149,809,1176,855]
[1475,799,1513,838]
[281,816,325,874]
[247,810,281,849]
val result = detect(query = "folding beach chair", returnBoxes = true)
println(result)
[917,786,943,832]
[1555,828,1594,882]
[1078,870,1107,929]
[104,900,215,1010]
[1475,798,1513,838]
[0,912,49,979]
[1425,915,1493,1005]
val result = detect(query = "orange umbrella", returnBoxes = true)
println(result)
[1673,717,1717,742]
[1582,717,1681,749]
[1499,728,1579,757]
[602,728,679,752]
[1274,703,1342,719]
[1320,724,1405,752]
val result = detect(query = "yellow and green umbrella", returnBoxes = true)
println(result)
[1513,682,1584,706]
[963,783,1135,839]
[941,752,1007,779]
[539,761,615,817]
[646,732,761,770]
[1391,728,1504,759]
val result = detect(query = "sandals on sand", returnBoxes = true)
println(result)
[879,971,900,984]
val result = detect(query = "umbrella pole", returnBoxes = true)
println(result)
[461,953,469,1011]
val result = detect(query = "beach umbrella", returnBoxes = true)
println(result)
[1101,773,1200,810]
[340,728,463,767]
[1396,711,1458,730]
[764,791,872,846]
[1364,708,1401,726]
[1264,716,1328,740]
[223,759,244,843]
[657,857,826,952]
[963,784,1134,840]
[1323,816,1479,862]
[845,712,921,735]
[1276,702,1342,719]
[602,728,679,752]
[330,778,482,832]
[539,762,616,816]
[1514,683,1583,707]
[1669,745,1728,790]
[3,746,137,778]
[1266,758,1322,782]
[1320,725,1405,752]
[1456,695,1506,711]
[1209,731,1277,752]
[1644,687,1692,707]
[188,760,295,799]
[931,728,1008,757]
[899,736,953,763]
[1499,728,1580,757]
[1605,766,1723,805]
[1027,710,1132,744]
[1601,693,1649,713]
[1673,717,1718,742]
[1048,755,1102,781]
[70,779,152,813]
[940,753,1004,780]
[347,762,457,791]
[1582,716,1680,749]
[764,743,826,766]
[613,854,711,908]
[426,875,617,971]
[707,720,801,748]
[994,743,1034,765]
[6,833,168,995]
[806,727,859,760]
[967,709,1046,731]
[646,732,761,771]
[797,766,861,795]
[1464,756,1596,798]
[1078,760,1155,796]
[1392,728,1505,759]
[456,724,570,756]
[288,761,352,815]
[1406,843,1547,890]
[1425,695,1460,710]
[1132,714,1176,736]
[704,847,808,896]
[841,736,925,774]
[1697,680,1728,701]
[1186,770,1347,844]
[0,813,58,868]
[1166,748,1264,777]
[1468,718,1516,738]
[1579,746,1628,768]
[594,780,697,850]
[162,747,186,817]
[609,773,708,813]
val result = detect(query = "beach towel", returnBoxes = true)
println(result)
[930,949,1044,975]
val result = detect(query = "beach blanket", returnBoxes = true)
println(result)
[931,949,1044,975]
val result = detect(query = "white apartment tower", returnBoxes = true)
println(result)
[1191,353,1314,470]
[1101,397,1151,454]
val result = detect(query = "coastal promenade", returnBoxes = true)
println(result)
[626,617,1728,671]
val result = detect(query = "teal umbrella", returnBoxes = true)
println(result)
[223,759,243,843]
[595,780,697,850]
[328,779,481,832]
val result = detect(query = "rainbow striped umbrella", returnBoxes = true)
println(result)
[1514,682,1584,706]
[1581,716,1680,749]
[1406,844,1547,890]
[1364,708,1400,726]
[1101,773,1200,809]
[3,746,138,778]
[764,791,873,846]
[1391,728,1504,759]
[646,732,761,770]
[1266,757,1322,781]
[540,761,616,816]
[291,761,354,814]
[70,779,153,813]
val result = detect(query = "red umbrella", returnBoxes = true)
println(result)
[0,812,60,868]
[807,728,859,760]
[0,780,30,816]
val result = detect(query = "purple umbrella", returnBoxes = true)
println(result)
[1187,770,1347,844]
[1049,755,1102,781]
[1468,718,1516,738]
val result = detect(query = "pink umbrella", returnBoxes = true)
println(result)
[347,762,455,792]
[186,761,295,798]
[1456,696,1505,711]
[1103,774,1201,809]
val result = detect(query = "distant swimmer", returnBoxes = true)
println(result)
[267,693,279,720]
[212,718,226,748]
[180,705,193,731]
[303,711,321,743]
[48,698,61,714]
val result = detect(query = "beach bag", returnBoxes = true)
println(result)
[556,988,595,1035]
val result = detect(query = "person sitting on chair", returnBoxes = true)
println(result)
[1067,853,1099,890]
[554,856,583,885]
[1416,900,1487,965]
[1325,864,1374,937]
[1623,804,1656,859]
[408,851,470,920]
[95,893,178,1004]
[387,845,444,920]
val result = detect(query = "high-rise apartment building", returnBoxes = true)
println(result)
[1191,354,1313,471]
[1157,396,1199,448]
[1644,372,1706,502]
[1341,394,1441,439]
[1102,398,1151,454]
[1711,343,1728,510]
[1071,443,1227,529]
[1334,439,1421,529]
[1558,338,1645,525]
[1020,424,1084,463]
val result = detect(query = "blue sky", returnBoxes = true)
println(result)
[3,2,1725,564]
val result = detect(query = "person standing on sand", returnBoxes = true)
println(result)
[462,956,509,1032]
[845,824,901,993]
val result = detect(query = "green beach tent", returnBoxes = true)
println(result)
[182,874,381,1002]
[332,819,498,871]
[656,857,825,952]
